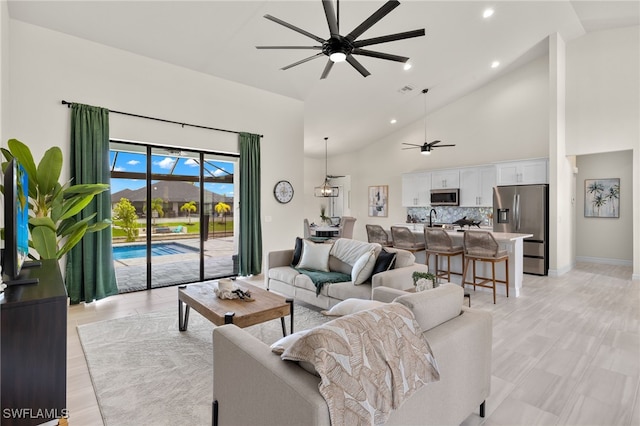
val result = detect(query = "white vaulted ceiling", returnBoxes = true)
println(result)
[7,1,639,157]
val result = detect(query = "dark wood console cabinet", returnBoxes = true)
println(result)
[1,260,67,425]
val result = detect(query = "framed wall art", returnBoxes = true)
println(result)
[368,185,388,217]
[584,178,620,218]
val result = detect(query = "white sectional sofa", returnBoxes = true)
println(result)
[213,283,493,426]
[266,238,429,309]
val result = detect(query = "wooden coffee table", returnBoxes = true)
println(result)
[178,279,293,336]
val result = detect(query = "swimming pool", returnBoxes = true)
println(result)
[112,242,199,260]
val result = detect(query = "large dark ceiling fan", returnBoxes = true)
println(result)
[402,89,455,155]
[256,0,425,79]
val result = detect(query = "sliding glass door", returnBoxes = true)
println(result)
[110,141,238,292]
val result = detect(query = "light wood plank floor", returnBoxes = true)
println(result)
[66,263,639,425]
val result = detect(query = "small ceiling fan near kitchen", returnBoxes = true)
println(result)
[402,88,455,155]
[256,0,425,79]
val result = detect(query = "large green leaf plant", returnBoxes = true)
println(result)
[1,138,110,259]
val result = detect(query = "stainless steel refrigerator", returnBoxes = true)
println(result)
[493,184,549,275]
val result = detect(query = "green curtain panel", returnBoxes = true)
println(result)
[66,103,118,304]
[238,132,263,276]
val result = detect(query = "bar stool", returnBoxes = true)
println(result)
[424,228,464,282]
[462,230,509,304]
[390,226,426,254]
[424,228,470,307]
[366,224,393,247]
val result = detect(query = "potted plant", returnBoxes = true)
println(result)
[319,204,331,225]
[412,271,437,291]
[1,139,111,260]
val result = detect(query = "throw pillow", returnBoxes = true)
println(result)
[371,249,396,276]
[321,298,386,316]
[291,237,303,267]
[351,249,377,285]
[271,329,319,376]
[270,329,311,355]
[297,240,332,272]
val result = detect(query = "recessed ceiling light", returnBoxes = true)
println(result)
[390,119,397,124]
[483,8,494,19]
[491,61,500,69]
[403,62,412,71]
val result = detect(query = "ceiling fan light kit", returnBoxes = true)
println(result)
[402,88,456,155]
[257,0,425,79]
[315,137,339,198]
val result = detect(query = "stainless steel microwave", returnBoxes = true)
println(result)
[430,188,459,206]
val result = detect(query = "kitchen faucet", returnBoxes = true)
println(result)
[429,209,437,227]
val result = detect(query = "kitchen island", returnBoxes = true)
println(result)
[393,224,532,298]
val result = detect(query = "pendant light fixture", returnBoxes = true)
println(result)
[314,137,339,198]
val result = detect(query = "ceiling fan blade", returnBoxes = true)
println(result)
[401,147,420,150]
[320,60,334,79]
[264,14,326,44]
[401,143,422,147]
[281,53,325,70]
[352,48,409,63]
[428,140,442,146]
[346,0,400,42]
[346,55,371,77]
[322,0,339,36]
[353,29,426,48]
[432,144,456,148]
[256,46,323,50]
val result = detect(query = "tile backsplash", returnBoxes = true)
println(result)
[407,206,493,226]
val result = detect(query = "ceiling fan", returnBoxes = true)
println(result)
[402,88,455,155]
[256,0,425,79]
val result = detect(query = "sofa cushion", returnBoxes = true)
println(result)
[297,240,332,272]
[351,249,377,285]
[371,249,396,276]
[321,298,386,316]
[326,281,372,301]
[328,256,352,276]
[393,283,463,332]
[268,266,300,286]
[294,274,330,296]
[330,238,381,266]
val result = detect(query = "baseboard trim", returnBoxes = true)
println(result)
[548,263,574,277]
[575,256,633,267]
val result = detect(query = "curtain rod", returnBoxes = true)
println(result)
[61,100,263,138]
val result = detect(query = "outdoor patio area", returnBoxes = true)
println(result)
[113,236,236,293]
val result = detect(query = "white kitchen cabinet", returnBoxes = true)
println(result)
[430,170,459,189]
[459,166,496,207]
[496,159,548,185]
[402,172,431,207]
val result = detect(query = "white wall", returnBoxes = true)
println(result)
[0,1,8,145]
[566,26,639,278]
[575,150,633,264]
[7,20,305,269]
[316,55,549,242]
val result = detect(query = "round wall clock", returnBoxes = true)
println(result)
[273,180,294,204]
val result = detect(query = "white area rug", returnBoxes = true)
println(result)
[77,304,329,426]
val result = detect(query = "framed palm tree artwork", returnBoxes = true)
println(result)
[585,178,620,218]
